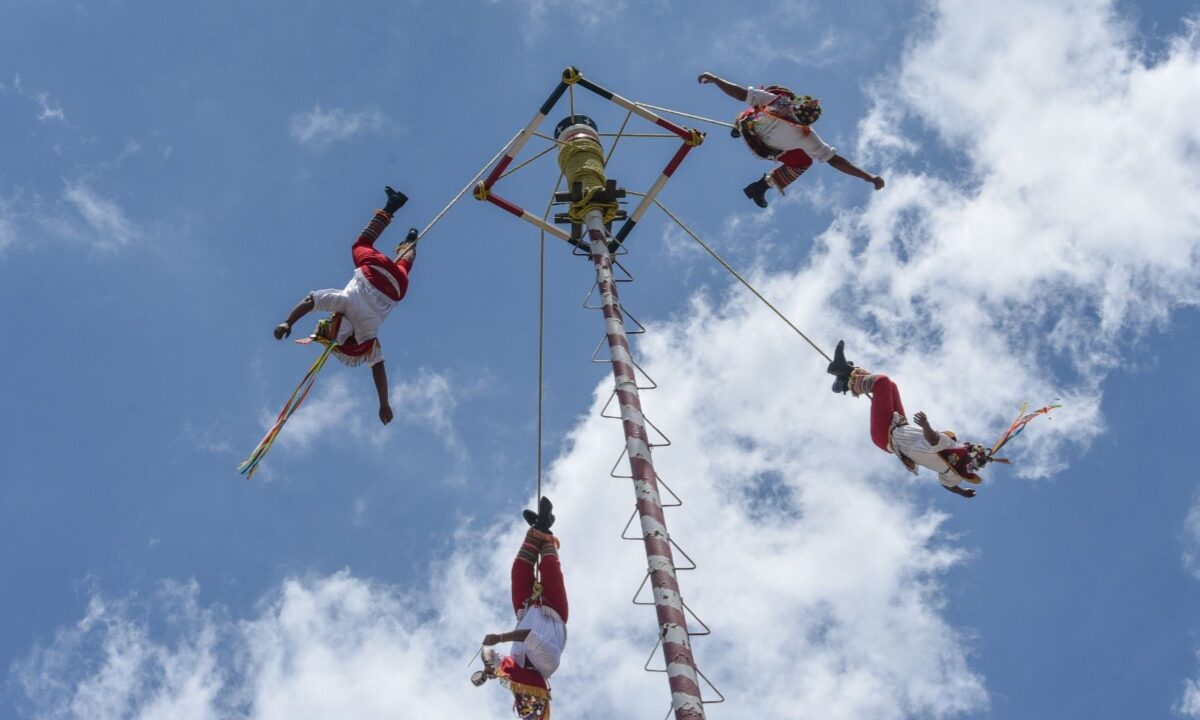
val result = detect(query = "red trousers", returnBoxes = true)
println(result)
[770,149,814,191]
[512,553,568,623]
[869,375,905,452]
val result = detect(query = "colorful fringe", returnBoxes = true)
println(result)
[988,401,1062,462]
[238,342,338,479]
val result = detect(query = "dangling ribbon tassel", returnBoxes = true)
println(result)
[987,401,1062,463]
[238,342,338,479]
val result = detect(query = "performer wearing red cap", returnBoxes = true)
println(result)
[474,497,567,720]
[698,71,885,208]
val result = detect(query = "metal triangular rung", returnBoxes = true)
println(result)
[681,599,711,637]
[669,536,698,571]
[609,450,683,506]
[622,306,647,336]
[619,493,690,539]
[642,413,671,448]
[627,549,698,602]
[621,508,642,540]
[657,475,683,508]
[582,281,604,309]
[697,666,726,704]
[589,342,661,393]
[609,446,633,480]
[600,391,622,419]
[598,396,671,447]
[643,635,666,671]
[629,357,658,390]
[611,257,634,282]
[580,265,633,308]
[643,647,724,708]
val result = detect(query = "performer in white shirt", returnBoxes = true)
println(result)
[827,340,988,498]
[474,497,567,720]
[698,71,885,208]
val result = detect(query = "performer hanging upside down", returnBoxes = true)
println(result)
[697,71,885,208]
[473,497,567,720]
[827,341,988,498]
[273,186,418,425]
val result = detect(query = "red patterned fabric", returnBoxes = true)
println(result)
[498,656,549,693]
[936,446,983,483]
[351,210,412,302]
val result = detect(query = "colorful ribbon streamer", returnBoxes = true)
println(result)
[988,401,1062,461]
[238,342,338,479]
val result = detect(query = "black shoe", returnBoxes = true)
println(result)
[743,178,769,208]
[534,496,555,533]
[405,227,419,242]
[523,509,538,527]
[827,340,855,377]
[730,127,742,139]
[384,186,408,214]
[273,322,291,340]
[827,340,855,394]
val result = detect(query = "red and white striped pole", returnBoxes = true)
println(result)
[558,119,706,720]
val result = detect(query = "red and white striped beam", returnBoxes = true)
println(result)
[472,184,573,242]
[611,140,698,248]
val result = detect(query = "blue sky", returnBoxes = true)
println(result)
[3,1,1200,718]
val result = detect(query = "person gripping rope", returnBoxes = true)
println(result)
[827,341,988,499]
[473,497,568,720]
[697,72,885,208]
[273,186,418,425]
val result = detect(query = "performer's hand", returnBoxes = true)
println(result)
[379,404,394,425]
[697,72,716,84]
[914,411,931,428]
[482,633,504,647]
[870,175,886,191]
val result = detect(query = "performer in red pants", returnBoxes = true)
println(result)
[271,186,418,425]
[827,340,989,498]
[474,497,567,720]
[697,72,885,208]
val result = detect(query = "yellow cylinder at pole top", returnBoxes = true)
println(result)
[555,115,618,223]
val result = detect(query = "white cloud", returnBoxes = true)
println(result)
[1184,492,1200,580]
[1182,675,1200,718]
[255,367,470,481]
[389,368,471,475]
[14,2,1200,718]
[63,183,140,250]
[288,106,386,147]
[37,91,65,122]
[269,373,366,452]
[0,198,19,253]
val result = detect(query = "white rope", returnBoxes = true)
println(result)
[418,129,523,240]
[654,199,831,362]
[635,102,735,129]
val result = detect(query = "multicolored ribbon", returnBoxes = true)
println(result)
[987,401,1062,463]
[238,342,338,479]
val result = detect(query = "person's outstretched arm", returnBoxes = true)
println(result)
[943,484,977,499]
[372,362,393,425]
[482,629,531,646]
[828,155,885,190]
[697,72,749,102]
